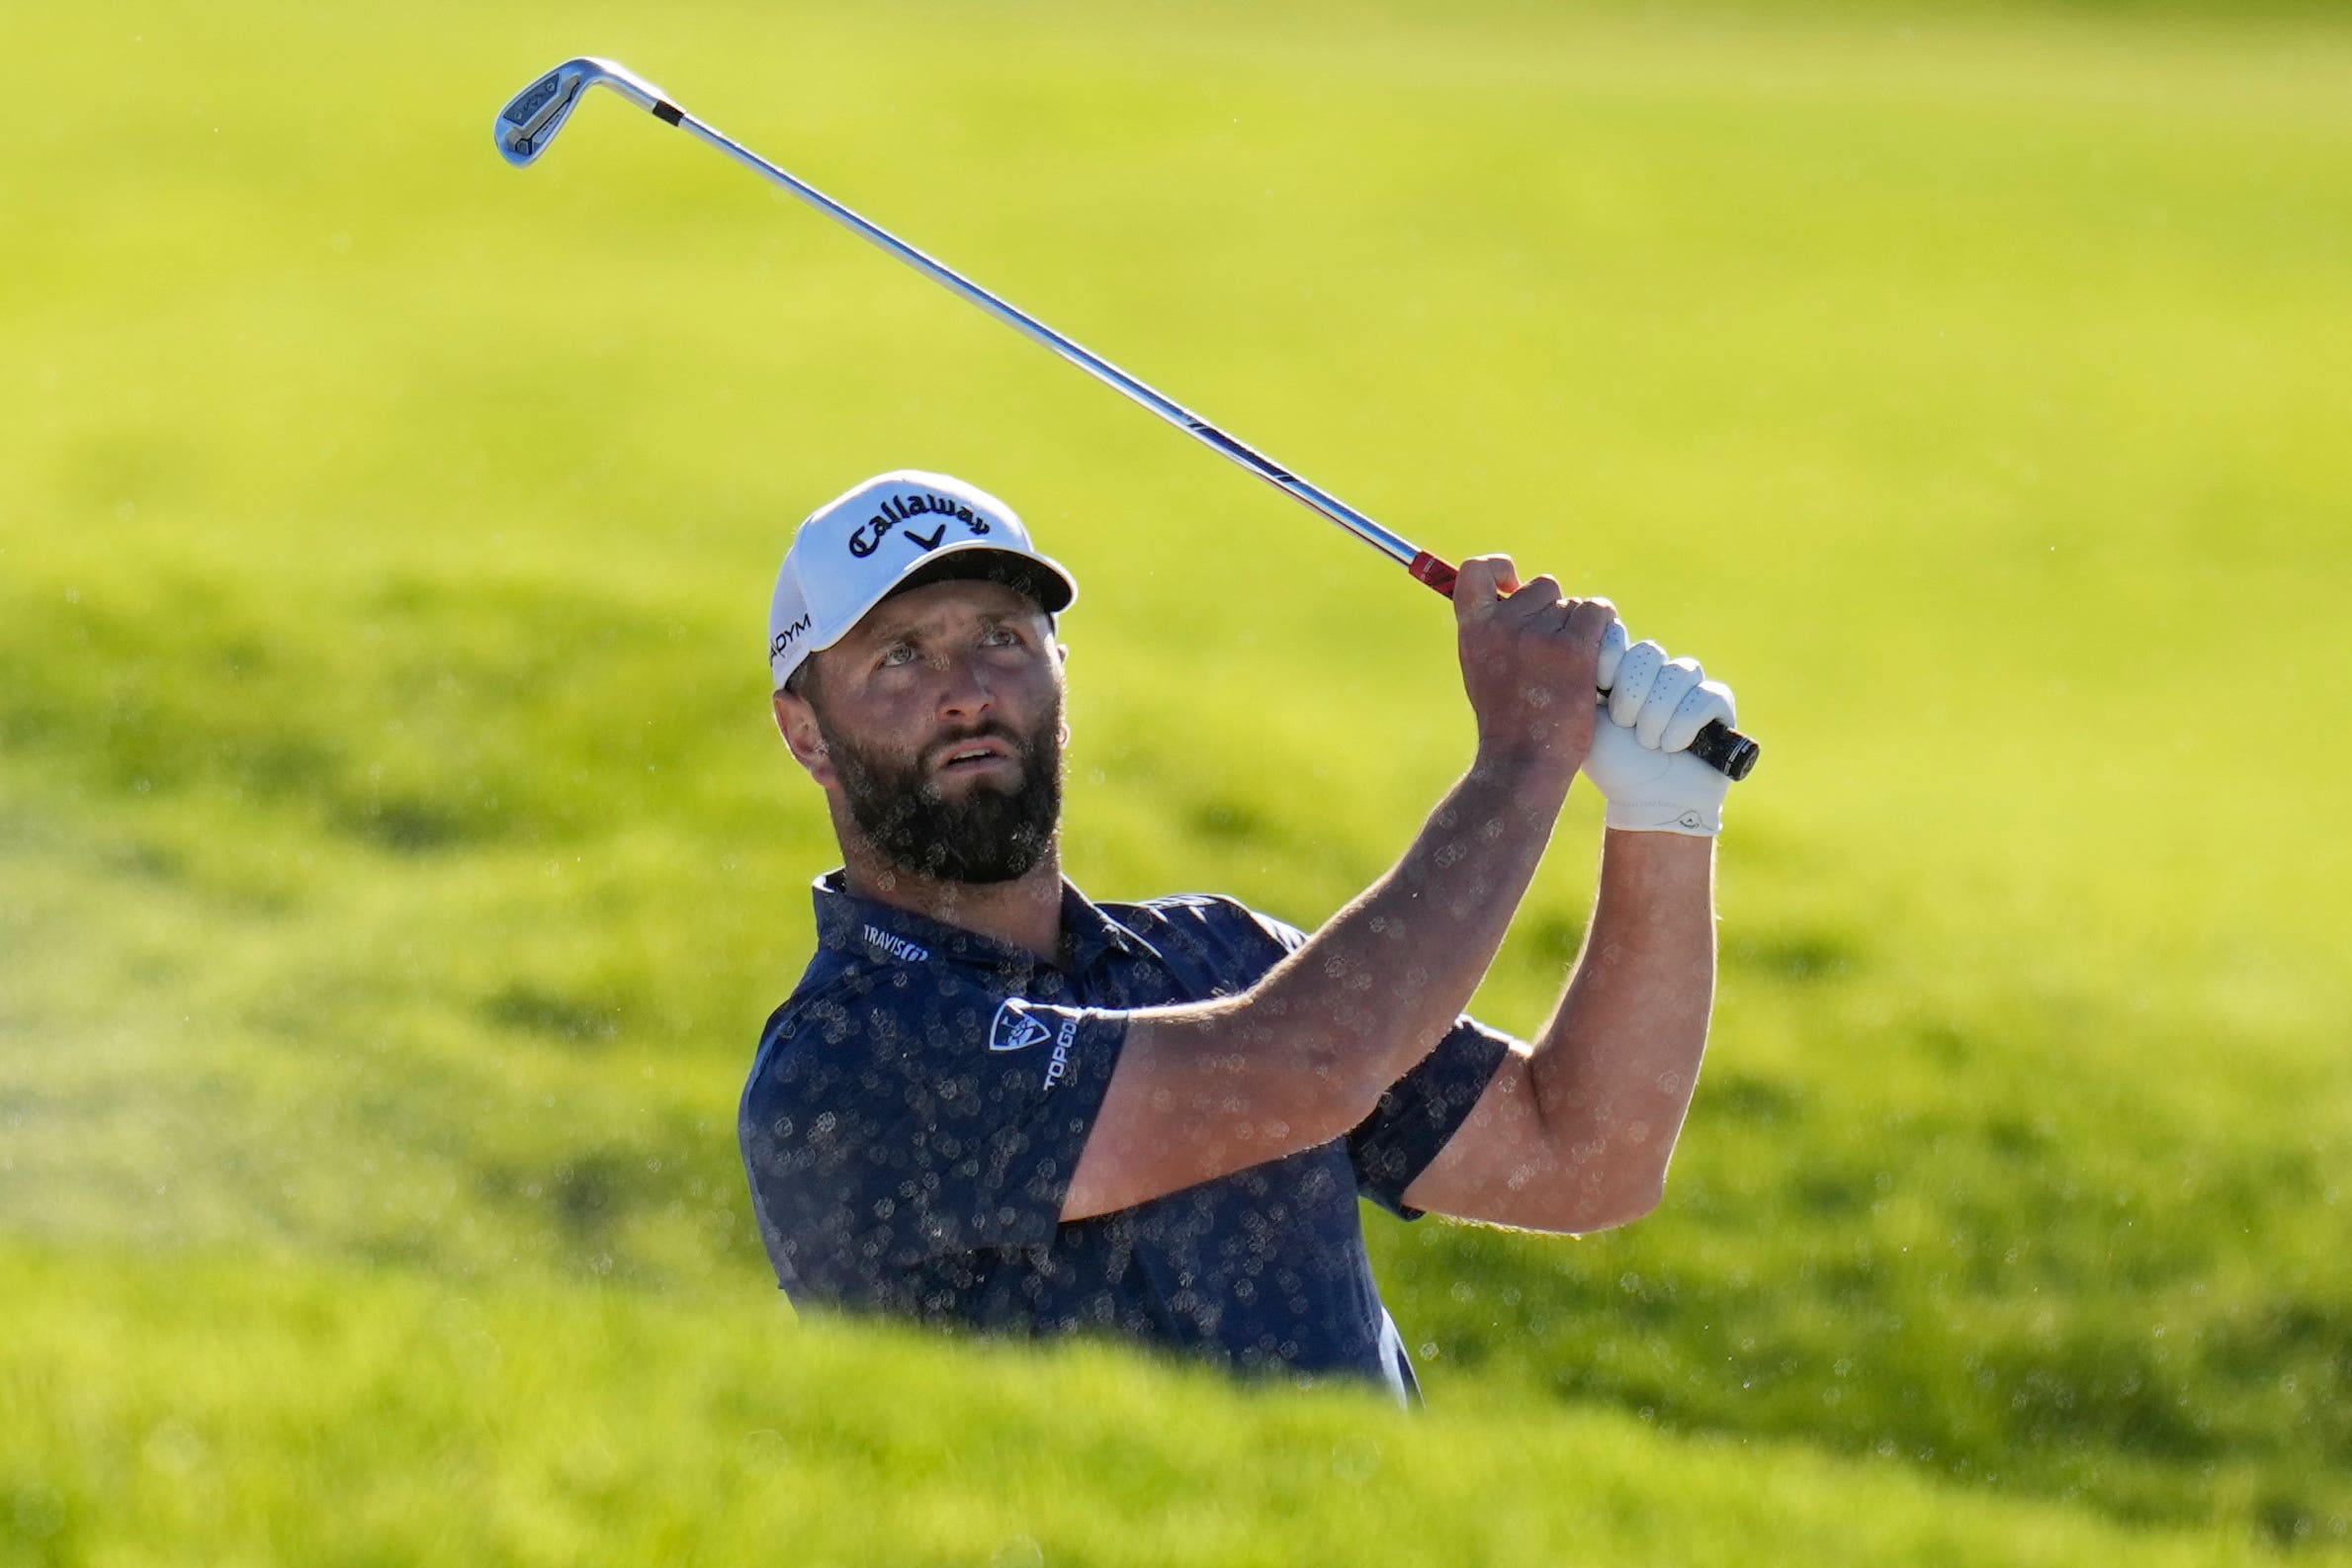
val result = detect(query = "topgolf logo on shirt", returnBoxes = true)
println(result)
[988,998,1056,1054]
[988,1000,1081,1089]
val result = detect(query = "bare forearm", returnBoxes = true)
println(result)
[1529,830,1716,1218]
[1065,757,1567,1220]
[1066,557,1615,1220]
[1239,756,1566,1112]
[1114,756,1565,1147]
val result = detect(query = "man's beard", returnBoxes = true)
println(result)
[820,703,1064,886]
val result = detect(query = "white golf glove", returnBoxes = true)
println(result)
[1583,622,1738,837]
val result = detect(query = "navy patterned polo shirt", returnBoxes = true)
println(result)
[740,872,1512,1399]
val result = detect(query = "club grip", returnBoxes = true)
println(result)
[1407,550,1760,782]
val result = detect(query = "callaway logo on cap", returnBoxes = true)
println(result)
[767,470,1079,690]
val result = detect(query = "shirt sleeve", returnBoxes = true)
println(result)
[739,967,1127,1302]
[1205,897,1515,1220]
[1348,1013,1516,1220]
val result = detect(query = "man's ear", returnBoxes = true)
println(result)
[773,689,836,787]
[1055,644,1073,746]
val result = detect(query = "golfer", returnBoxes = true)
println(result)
[740,470,1734,1401]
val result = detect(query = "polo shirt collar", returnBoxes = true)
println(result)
[811,870,1158,976]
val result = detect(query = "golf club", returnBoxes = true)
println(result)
[494,56,1760,780]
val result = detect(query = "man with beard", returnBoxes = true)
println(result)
[740,470,1735,1400]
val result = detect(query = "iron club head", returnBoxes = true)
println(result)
[493,56,669,167]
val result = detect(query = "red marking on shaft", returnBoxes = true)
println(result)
[1408,551,1458,599]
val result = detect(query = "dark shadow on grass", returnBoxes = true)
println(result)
[332,794,478,853]
[1707,1070,1802,1125]
[1187,797,1264,842]
[1724,929,1861,984]
[482,985,622,1048]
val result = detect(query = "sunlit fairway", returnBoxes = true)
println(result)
[5,0,2349,1562]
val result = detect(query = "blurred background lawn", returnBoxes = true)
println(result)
[5,1,2348,1563]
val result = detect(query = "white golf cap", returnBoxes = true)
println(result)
[767,470,1079,691]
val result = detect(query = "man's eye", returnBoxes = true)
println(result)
[878,644,918,667]
[979,626,1019,648]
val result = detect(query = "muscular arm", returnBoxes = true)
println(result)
[1399,828,1716,1232]
[1063,758,1566,1219]
[1062,558,1610,1222]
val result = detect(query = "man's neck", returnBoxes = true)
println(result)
[838,842,1067,963]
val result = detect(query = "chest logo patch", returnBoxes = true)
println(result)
[989,998,1057,1054]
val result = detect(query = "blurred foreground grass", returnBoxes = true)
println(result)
[5,0,2350,1561]
[0,1243,2300,1567]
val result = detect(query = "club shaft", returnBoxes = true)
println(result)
[570,74,1756,782]
[662,112,1423,569]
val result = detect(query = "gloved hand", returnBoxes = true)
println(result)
[1583,621,1739,837]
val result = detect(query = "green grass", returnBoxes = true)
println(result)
[6,0,2351,1561]
[0,1243,2302,1567]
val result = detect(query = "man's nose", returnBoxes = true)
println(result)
[934,653,994,718]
